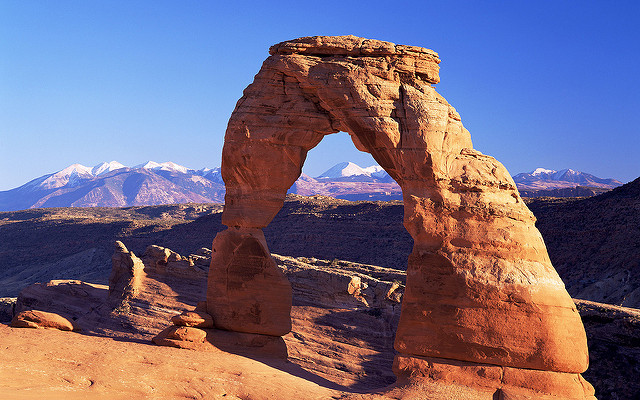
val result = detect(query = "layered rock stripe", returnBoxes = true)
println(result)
[208,35,593,397]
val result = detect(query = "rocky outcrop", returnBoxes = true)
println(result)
[576,299,640,399]
[109,241,144,303]
[10,310,77,331]
[9,242,634,396]
[211,35,594,398]
[0,297,16,322]
[142,245,209,279]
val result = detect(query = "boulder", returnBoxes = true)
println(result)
[10,310,77,331]
[153,325,207,349]
[171,311,214,328]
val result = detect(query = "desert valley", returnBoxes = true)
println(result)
[1,182,639,399]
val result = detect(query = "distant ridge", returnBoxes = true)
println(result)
[513,168,622,191]
[0,161,625,210]
[0,162,225,211]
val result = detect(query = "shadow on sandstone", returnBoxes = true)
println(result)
[313,308,398,390]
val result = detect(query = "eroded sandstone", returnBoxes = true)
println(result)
[109,241,144,303]
[10,309,77,331]
[209,35,594,398]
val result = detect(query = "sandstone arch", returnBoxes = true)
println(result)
[207,36,595,398]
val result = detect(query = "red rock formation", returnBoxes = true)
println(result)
[207,228,292,336]
[10,310,77,331]
[210,35,594,398]
[171,311,214,328]
[109,241,144,303]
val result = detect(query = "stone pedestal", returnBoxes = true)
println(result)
[393,355,596,400]
[206,228,292,337]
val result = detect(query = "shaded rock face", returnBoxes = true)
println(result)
[207,228,292,336]
[210,35,593,396]
[108,241,144,303]
[142,244,209,279]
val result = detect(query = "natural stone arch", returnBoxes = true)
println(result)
[207,36,595,398]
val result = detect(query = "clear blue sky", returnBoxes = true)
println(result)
[1,1,639,190]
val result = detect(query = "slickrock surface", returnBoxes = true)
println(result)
[4,244,637,398]
[213,35,593,397]
[8,244,407,390]
[0,323,338,400]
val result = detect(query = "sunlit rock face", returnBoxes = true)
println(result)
[210,36,595,398]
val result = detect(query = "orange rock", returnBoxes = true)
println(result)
[194,301,207,312]
[210,34,593,392]
[171,311,214,328]
[10,310,76,331]
[393,354,596,400]
[207,228,292,336]
[167,326,206,342]
[109,241,144,302]
[153,325,206,349]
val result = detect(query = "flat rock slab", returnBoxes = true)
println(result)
[10,309,77,331]
[171,310,214,328]
[0,324,334,400]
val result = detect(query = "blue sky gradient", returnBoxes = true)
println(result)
[1,1,639,190]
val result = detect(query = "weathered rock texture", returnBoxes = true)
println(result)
[10,309,77,331]
[211,35,594,398]
[109,241,144,303]
[142,245,209,279]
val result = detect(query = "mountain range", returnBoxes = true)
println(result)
[0,161,225,211]
[0,161,624,211]
[512,168,622,190]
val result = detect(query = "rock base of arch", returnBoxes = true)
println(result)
[393,355,596,400]
[206,228,292,337]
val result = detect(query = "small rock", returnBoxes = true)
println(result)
[0,297,16,323]
[10,310,77,331]
[347,276,362,296]
[171,311,214,328]
[168,326,207,342]
[153,325,207,348]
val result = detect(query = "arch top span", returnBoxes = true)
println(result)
[221,35,477,228]
[207,36,595,398]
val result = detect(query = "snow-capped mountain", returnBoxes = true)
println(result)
[0,161,625,211]
[317,162,393,182]
[35,163,94,190]
[0,161,225,211]
[513,168,623,191]
[135,161,190,174]
[318,162,370,179]
[92,161,126,176]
